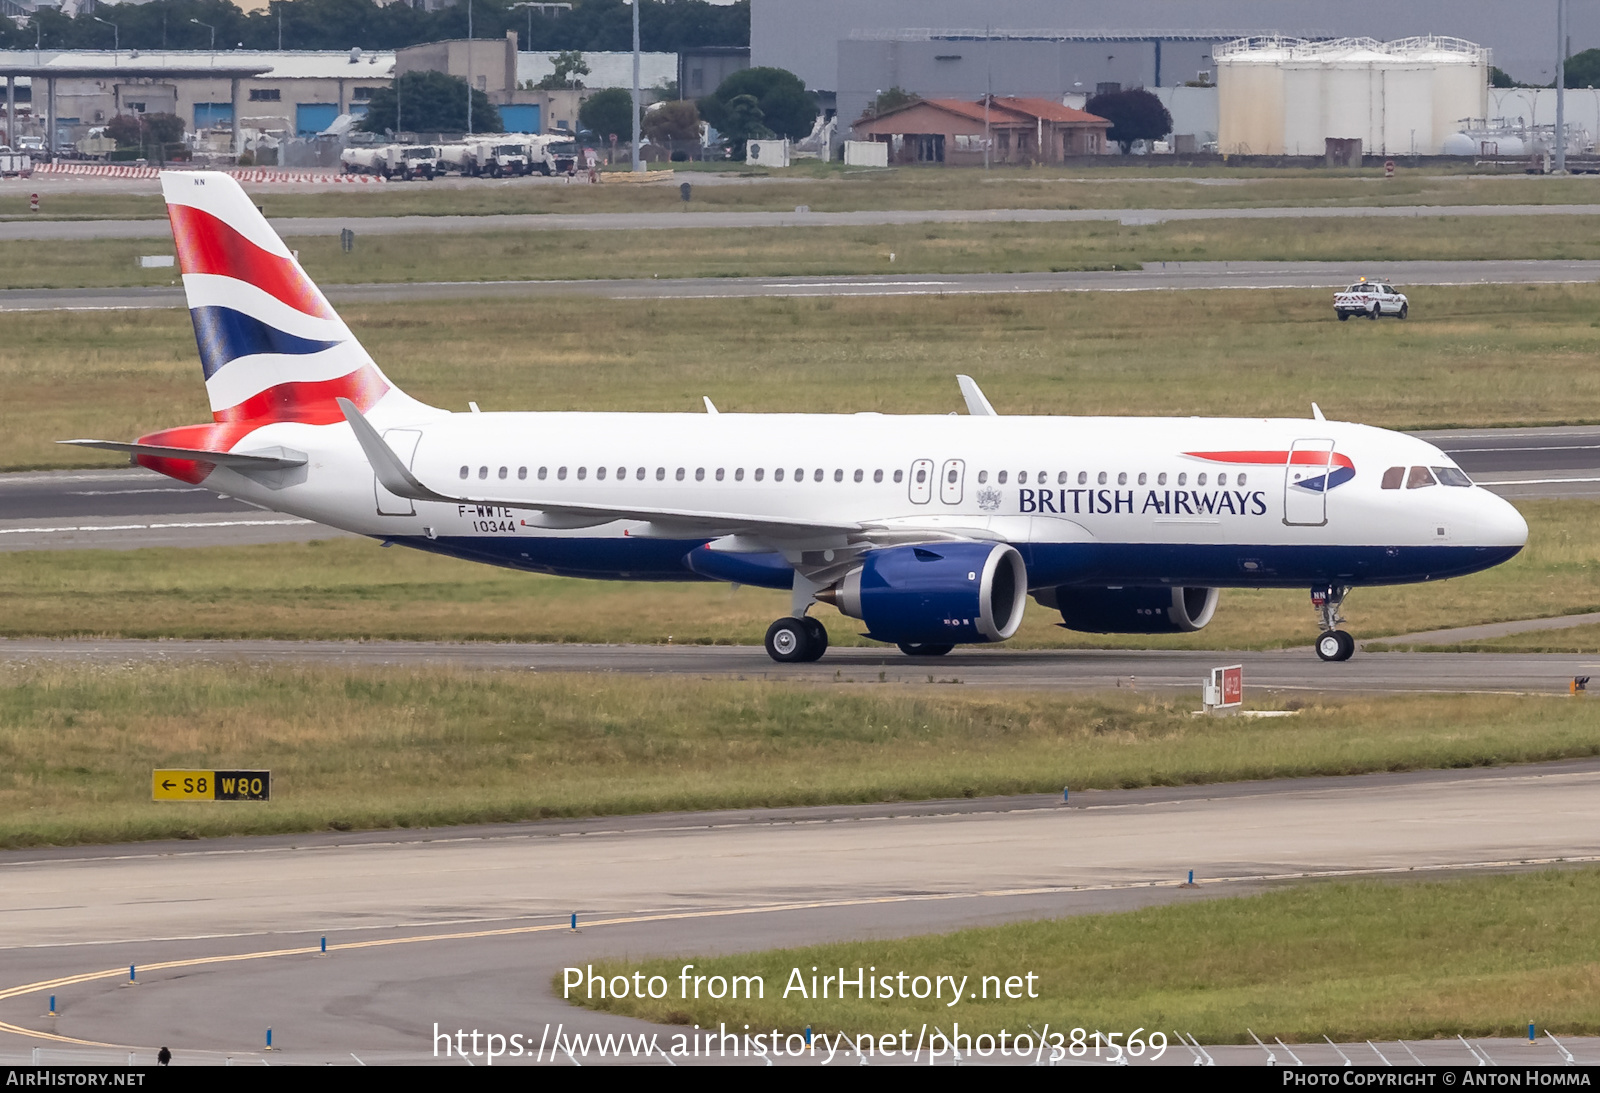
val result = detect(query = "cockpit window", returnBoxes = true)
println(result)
[1406,466,1437,489]
[1432,466,1473,487]
[1381,467,1403,490]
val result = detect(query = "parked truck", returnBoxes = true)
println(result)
[339,143,440,180]
[527,134,580,175]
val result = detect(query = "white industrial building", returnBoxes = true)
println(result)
[1215,36,1490,157]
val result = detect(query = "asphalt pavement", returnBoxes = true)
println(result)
[9,201,1600,242]
[7,259,1600,312]
[3,759,1598,1065]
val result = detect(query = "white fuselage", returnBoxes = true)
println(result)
[199,410,1527,590]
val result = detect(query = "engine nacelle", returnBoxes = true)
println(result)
[1040,585,1219,634]
[820,542,1027,646]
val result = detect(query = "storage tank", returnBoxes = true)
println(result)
[1217,36,1490,156]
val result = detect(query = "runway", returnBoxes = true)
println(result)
[6,425,1595,552]
[6,258,1600,313]
[2,759,1597,1065]
[9,201,1600,242]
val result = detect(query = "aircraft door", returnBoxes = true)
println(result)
[908,459,934,504]
[1283,438,1334,527]
[374,429,422,516]
[939,458,965,504]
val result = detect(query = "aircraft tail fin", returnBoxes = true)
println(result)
[160,170,429,426]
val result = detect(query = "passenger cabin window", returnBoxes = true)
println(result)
[518,467,527,480]
[894,470,904,483]
[775,468,785,482]
[1177,473,1187,486]
[498,467,508,479]
[1434,466,1472,487]
[478,466,488,479]
[854,469,863,483]
[1406,466,1436,489]
[874,470,883,483]
[1058,472,1068,484]
[577,467,587,480]
[538,467,548,480]
[1097,472,1107,485]
[1117,472,1127,486]
[1158,473,1167,485]
[1137,473,1147,485]
[1382,467,1404,489]
[835,469,844,482]
[1197,473,1207,486]
[557,467,567,480]
[1018,471,1028,484]
[1217,473,1227,486]
[916,468,928,484]
[695,468,705,481]
[1238,473,1247,486]
[459,465,469,479]
[656,467,665,481]
[676,468,686,481]
[814,469,824,482]
[977,471,988,484]
[595,467,605,480]
[1078,472,1088,485]
[755,468,765,481]
[997,471,1007,484]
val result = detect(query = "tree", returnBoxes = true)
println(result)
[1565,49,1600,89]
[1084,88,1173,153]
[578,87,636,142]
[698,66,816,141]
[535,50,589,91]
[872,87,917,116]
[642,99,700,144]
[1490,65,1517,89]
[357,71,501,134]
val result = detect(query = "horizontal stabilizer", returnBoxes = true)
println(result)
[58,439,308,470]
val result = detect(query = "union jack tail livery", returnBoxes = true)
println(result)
[163,170,417,425]
[60,172,436,481]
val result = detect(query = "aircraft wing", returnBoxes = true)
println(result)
[338,399,865,538]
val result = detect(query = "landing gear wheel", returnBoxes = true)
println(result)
[800,617,828,662]
[897,642,954,657]
[765,618,812,662]
[1316,630,1355,662]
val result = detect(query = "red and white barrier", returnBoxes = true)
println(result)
[33,163,386,184]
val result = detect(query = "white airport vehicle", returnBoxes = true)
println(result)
[1335,278,1408,321]
[64,173,1529,665]
[527,134,580,175]
[339,144,439,180]
[0,147,30,176]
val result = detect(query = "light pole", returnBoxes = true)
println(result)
[466,0,473,135]
[93,17,118,54]
[511,2,536,50]
[1556,0,1568,172]
[191,18,215,59]
[626,0,641,170]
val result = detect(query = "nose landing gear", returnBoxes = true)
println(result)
[1312,585,1355,661]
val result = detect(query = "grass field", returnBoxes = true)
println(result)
[1,165,1593,222]
[9,285,1600,474]
[570,869,1600,1043]
[0,499,1586,648]
[3,665,1598,848]
[16,214,1600,290]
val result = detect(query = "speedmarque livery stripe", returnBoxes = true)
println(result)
[190,306,345,379]
[1185,449,1357,492]
[168,202,335,319]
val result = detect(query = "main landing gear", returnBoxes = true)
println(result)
[764,615,829,663]
[1312,585,1355,662]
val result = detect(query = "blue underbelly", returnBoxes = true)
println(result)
[384,535,1521,590]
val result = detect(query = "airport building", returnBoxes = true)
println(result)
[755,0,1597,137]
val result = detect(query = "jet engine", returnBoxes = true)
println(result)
[817,542,1027,646]
[1039,585,1219,634]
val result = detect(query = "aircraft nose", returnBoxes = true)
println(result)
[1476,491,1529,549]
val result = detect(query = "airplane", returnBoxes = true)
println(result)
[63,171,1528,665]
